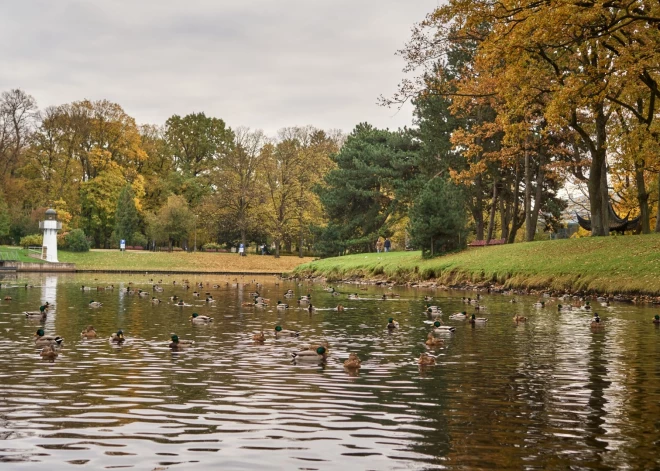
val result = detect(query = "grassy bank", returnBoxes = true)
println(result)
[0,246,45,263]
[294,234,660,295]
[0,248,311,273]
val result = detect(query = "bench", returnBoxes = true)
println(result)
[468,238,507,247]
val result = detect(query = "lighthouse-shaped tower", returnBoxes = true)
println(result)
[39,209,62,262]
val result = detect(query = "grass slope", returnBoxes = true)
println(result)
[57,250,313,273]
[0,246,45,263]
[294,234,660,295]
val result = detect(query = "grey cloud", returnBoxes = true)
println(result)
[0,0,436,134]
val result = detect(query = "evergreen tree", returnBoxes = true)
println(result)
[114,184,140,245]
[409,177,467,257]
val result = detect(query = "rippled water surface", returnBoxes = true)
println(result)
[1,273,660,470]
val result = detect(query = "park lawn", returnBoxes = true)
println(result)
[294,234,660,295]
[57,249,314,273]
[0,246,46,263]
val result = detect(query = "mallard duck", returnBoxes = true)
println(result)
[137,290,149,297]
[583,301,592,311]
[654,315,660,325]
[449,311,467,320]
[3,296,11,301]
[276,301,289,310]
[206,296,215,303]
[387,318,399,329]
[192,291,200,297]
[533,301,545,308]
[169,295,179,302]
[274,325,299,337]
[190,312,213,324]
[557,304,572,311]
[25,311,47,320]
[255,296,270,304]
[241,301,256,307]
[591,314,603,328]
[418,353,436,366]
[153,285,163,292]
[81,325,97,338]
[89,300,102,308]
[253,331,266,342]
[39,303,50,312]
[348,294,359,300]
[34,329,63,347]
[298,294,311,303]
[513,315,528,322]
[343,352,361,369]
[432,320,456,333]
[335,305,345,312]
[426,304,441,314]
[291,346,327,362]
[109,330,125,344]
[151,297,161,304]
[104,284,114,290]
[40,344,58,361]
[81,285,92,291]
[469,314,488,324]
[169,334,194,350]
[425,332,444,346]
[424,296,433,302]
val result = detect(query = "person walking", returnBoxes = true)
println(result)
[384,238,391,253]
[376,238,383,253]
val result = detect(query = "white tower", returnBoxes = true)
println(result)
[39,208,62,263]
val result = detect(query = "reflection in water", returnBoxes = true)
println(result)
[0,273,658,470]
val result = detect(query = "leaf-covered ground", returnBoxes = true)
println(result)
[294,234,660,295]
[50,249,313,273]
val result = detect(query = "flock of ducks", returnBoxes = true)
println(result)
[9,280,659,367]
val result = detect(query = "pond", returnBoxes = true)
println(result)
[0,273,659,470]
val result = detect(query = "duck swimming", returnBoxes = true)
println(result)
[34,329,64,348]
[344,352,361,369]
[252,331,266,342]
[40,344,58,361]
[449,311,467,320]
[591,314,603,328]
[432,320,456,333]
[276,301,289,310]
[274,326,299,338]
[291,346,327,362]
[81,325,97,338]
[169,334,194,350]
[190,313,213,324]
[387,318,399,329]
[425,332,444,346]
[469,314,488,324]
[109,329,125,344]
[654,315,660,325]
[89,300,102,308]
[513,315,528,322]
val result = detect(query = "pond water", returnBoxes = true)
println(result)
[0,273,659,470]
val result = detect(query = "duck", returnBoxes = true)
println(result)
[335,305,345,312]
[192,291,200,297]
[426,304,441,314]
[423,296,433,302]
[418,353,436,366]
[348,293,360,300]
[291,346,327,362]
[654,315,660,325]
[533,301,545,308]
[557,304,572,312]
[449,311,467,320]
[298,295,311,304]
[80,325,97,338]
[25,311,47,320]
[591,314,603,328]
[304,340,330,353]
[81,285,93,291]
[89,300,102,308]
[169,295,179,302]
[255,296,270,304]
[151,297,161,304]
[513,315,528,322]
[3,296,11,301]
[583,301,592,311]
[252,331,266,342]
[274,325,299,338]
[432,320,456,333]
[387,318,399,329]
[190,312,213,324]
[276,301,289,310]
[469,314,488,324]
[241,301,256,307]
[307,304,316,314]
[109,330,125,344]
[343,352,361,369]
[206,296,215,303]
[34,329,64,348]
[40,344,58,361]
[169,334,194,350]
[153,285,164,292]
[138,290,149,297]
[425,332,444,346]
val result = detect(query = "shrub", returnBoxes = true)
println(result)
[65,229,90,252]
[132,232,148,248]
[203,242,222,250]
[20,234,43,248]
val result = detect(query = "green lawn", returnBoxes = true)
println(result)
[0,246,45,263]
[294,234,660,295]
[57,249,313,273]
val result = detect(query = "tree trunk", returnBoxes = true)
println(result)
[274,238,280,258]
[587,106,609,236]
[486,179,498,243]
[524,144,533,242]
[655,171,660,232]
[528,156,545,237]
[299,225,304,258]
[634,160,650,233]
[473,174,484,240]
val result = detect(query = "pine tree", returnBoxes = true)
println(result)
[114,185,139,245]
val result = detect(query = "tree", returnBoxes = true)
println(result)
[316,123,418,253]
[409,177,467,256]
[0,190,10,242]
[148,195,194,251]
[115,184,140,245]
[80,165,126,248]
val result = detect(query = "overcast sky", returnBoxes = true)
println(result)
[0,1,438,134]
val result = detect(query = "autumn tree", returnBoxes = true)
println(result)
[114,184,140,245]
